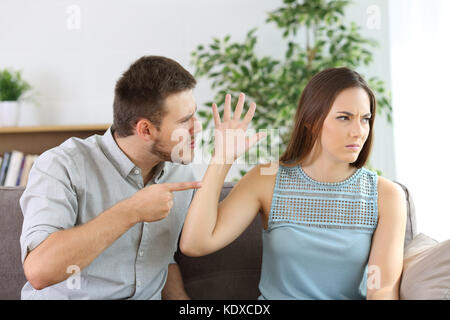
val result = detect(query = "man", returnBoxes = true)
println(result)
[20,56,203,299]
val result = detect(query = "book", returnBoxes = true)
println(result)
[4,150,25,187]
[0,152,11,186]
[16,155,27,186]
[19,155,38,187]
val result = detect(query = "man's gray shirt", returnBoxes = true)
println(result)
[19,127,196,299]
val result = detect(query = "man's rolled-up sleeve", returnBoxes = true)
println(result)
[20,150,79,264]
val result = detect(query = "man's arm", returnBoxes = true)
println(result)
[21,147,201,291]
[162,263,190,300]
[24,180,200,291]
[23,199,138,290]
[23,174,201,292]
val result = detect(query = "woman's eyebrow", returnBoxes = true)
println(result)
[337,111,372,117]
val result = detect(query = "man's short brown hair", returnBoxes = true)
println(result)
[112,56,196,137]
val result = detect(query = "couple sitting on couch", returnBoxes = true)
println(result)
[19,55,406,300]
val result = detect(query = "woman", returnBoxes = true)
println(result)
[180,67,407,300]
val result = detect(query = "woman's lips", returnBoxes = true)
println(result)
[345,144,360,151]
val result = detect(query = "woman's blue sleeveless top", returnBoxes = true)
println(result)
[258,164,378,300]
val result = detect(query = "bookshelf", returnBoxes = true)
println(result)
[0,124,110,186]
[0,124,110,155]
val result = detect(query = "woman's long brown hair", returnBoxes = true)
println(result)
[279,67,377,168]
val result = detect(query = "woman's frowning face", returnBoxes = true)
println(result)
[318,87,372,164]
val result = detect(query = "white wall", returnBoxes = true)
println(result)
[389,0,450,242]
[0,0,393,181]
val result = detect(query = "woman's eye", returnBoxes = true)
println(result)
[337,116,371,123]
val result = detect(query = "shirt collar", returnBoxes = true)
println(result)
[152,160,166,183]
[100,126,166,182]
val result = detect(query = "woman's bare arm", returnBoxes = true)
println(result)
[180,93,267,256]
[366,176,407,300]
[180,162,265,256]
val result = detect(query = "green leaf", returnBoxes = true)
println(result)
[241,65,250,77]
[209,44,220,50]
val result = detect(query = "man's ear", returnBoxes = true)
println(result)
[135,118,159,142]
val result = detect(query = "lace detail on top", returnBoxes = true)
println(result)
[268,165,378,232]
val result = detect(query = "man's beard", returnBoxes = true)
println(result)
[150,137,172,162]
[151,137,193,165]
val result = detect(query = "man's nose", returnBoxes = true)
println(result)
[191,116,202,135]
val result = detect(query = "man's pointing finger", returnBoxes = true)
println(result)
[165,181,203,192]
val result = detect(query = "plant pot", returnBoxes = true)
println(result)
[0,101,20,127]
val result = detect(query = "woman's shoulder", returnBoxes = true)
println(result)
[377,175,405,197]
[246,162,280,177]
[241,162,279,193]
[376,175,407,218]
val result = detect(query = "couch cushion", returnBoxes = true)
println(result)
[0,187,26,300]
[400,233,450,299]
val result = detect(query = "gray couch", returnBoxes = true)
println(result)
[0,182,417,300]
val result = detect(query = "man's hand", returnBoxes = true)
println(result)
[125,181,202,223]
[211,92,267,164]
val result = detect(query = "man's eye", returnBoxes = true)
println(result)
[337,116,349,120]
[363,117,371,123]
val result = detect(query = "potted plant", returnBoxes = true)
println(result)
[0,68,31,127]
[191,0,391,177]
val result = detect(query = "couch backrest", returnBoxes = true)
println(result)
[0,181,417,300]
[0,187,26,300]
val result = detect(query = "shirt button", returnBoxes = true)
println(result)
[137,281,141,287]
[134,169,140,175]
[139,250,144,257]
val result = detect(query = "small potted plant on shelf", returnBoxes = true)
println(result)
[0,68,32,127]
